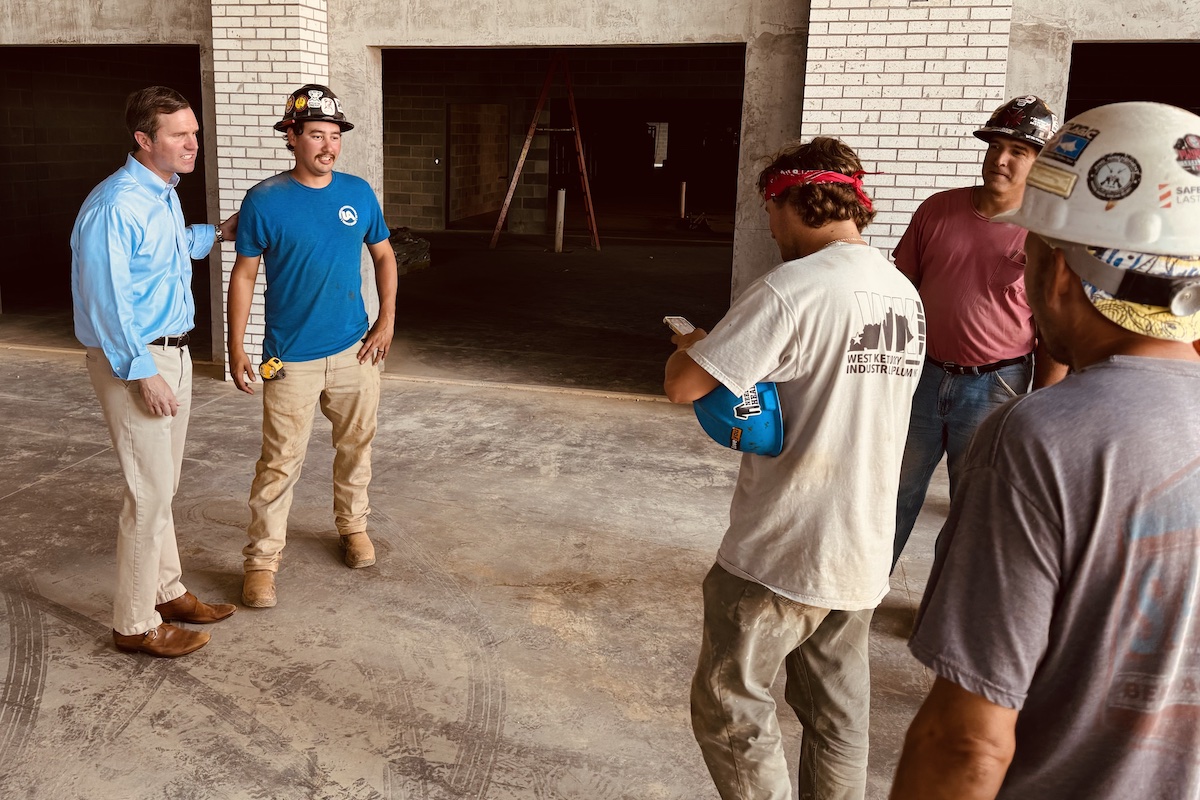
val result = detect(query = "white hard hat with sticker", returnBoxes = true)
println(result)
[1000,101,1200,339]
[1001,101,1200,256]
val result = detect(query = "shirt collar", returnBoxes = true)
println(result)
[124,153,180,200]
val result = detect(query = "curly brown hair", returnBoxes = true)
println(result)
[125,86,191,145]
[756,137,875,231]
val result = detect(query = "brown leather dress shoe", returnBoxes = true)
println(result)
[155,591,237,624]
[113,623,210,658]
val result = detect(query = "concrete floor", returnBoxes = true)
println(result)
[0,341,944,799]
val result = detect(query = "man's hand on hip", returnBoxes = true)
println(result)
[138,374,179,417]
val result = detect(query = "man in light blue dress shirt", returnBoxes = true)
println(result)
[71,86,238,658]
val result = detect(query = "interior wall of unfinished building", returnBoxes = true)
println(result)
[2,0,1198,370]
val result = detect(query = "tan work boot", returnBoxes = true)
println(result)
[242,570,277,608]
[340,532,376,568]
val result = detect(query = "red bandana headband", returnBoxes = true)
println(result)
[763,170,874,212]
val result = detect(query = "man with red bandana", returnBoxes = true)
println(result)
[891,96,1068,571]
[665,137,924,800]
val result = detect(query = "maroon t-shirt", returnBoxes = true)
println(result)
[893,186,1035,365]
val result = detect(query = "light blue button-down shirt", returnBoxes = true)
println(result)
[70,154,216,380]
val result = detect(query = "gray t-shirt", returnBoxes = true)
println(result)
[911,356,1200,799]
[688,243,925,609]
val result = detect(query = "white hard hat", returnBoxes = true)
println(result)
[1000,101,1200,256]
[999,102,1200,322]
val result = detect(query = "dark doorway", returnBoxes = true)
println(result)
[0,45,211,360]
[382,46,745,238]
[1066,42,1200,118]
[380,46,745,394]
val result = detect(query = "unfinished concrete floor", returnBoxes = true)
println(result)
[0,343,943,800]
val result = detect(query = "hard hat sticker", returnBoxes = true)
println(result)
[733,386,763,420]
[308,89,323,101]
[1175,134,1200,177]
[1088,153,1142,202]
[1045,123,1099,167]
[1027,161,1078,199]
[285,96,295,113]
[321,97,336,115]
[295,96,308,110]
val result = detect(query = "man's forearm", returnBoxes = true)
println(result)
[226,271,255,354]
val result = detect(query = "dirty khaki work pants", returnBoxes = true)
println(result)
[243,343,381,572]
[86,345,191,636]
[691,564,872,800]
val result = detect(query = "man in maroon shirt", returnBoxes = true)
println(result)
[892,96,1067,570]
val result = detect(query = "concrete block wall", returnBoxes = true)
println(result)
[801,0,1012,255]
[211,0,331,367]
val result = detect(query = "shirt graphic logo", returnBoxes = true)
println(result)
[338,205,358,226]
[845,292,925,376]
[1105,457,1200,755]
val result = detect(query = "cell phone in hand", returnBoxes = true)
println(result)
[663,315,696,336]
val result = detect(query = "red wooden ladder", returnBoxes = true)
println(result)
[490,52,600,251]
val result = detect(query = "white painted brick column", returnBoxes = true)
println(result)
[803,0,1012,255]
[210,0,330,374]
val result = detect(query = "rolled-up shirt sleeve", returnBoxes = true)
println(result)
[185,223,216,260]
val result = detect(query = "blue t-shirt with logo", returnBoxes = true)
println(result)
[236,171,389,362]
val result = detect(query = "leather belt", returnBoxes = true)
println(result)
[149,332,191,348]
[929,353,1030,376]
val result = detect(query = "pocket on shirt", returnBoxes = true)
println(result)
[988,253,1026,288]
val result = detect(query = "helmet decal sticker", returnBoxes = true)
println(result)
[1088,153,1142,203]
[1045,123,1100,167]
[1172,184,1200,205]
[308,89,324,101]
[1027,161,1078,198]
[285,96,295,113]
[339,205,358,226]
[1175,134,1200,177]
[295,96,308,110]
[320,97,336,116]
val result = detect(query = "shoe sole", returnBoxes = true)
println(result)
[242,595,277,608]
[346,558,376,569]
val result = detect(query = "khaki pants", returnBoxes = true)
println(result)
[243,344,380,572]
[691,564,872,800]
[86,346,191,635]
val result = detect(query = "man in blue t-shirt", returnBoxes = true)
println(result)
[227,84,397,609]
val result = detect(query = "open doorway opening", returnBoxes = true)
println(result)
[381,45,746,395]
[0,45,211,360]
[1065,42,1200,117]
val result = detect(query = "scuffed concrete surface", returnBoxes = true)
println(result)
[0,346,939,799]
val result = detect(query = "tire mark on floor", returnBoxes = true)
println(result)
[0,585,387,799]
[372,507,506,800]
[0,576,46,771]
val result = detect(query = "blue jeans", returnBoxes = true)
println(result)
[892,358,1032,568]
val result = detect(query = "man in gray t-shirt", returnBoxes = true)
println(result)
[891,101,1200,799]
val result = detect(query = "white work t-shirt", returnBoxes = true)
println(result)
[688,243,925,609]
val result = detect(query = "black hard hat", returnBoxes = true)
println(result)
[274,84,354,133]
[974,95,1057,149]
